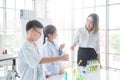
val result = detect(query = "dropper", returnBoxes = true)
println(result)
[72,60,83,76]
[78,60,82,66]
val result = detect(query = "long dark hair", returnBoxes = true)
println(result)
[43,25,56,44]
[87,13,99,34]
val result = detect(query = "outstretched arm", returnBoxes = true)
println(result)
[40,54,69,64]
[71,43,77,50]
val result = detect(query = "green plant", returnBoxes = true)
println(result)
[113,35,120,54]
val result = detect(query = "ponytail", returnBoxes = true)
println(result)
[43,28,47,44]
[43,25,56,44]
[43,35,46,44]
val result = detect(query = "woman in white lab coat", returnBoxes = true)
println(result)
[43,25,65,76]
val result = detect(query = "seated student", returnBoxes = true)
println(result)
[43,25,65,76]
[18,20,69,80]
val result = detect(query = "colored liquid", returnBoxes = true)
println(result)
[76,77,83,80]
[64,72,68,80]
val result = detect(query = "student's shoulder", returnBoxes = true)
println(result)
[76,27,84,33]
[20,41,33,51]
[43,42,49,49]
[95,32,100,37]
[93,31,99,35]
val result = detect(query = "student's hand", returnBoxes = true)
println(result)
[59,69,64,74]
[59,44,65,50]
[100,64,102,69]
[70,45,75,50]
[46,74,51,78]
[71,44,76,50]
[60,54,69,61]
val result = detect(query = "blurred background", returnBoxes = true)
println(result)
[0,0,120,79]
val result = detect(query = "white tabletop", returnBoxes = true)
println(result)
[46,69,120,80]
[0,54,18,61]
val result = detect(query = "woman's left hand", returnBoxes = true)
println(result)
[100,64,102,69]
[59,44,65,50]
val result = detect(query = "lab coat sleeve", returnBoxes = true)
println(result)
[73,29,80,44]
[22,47,42,68]
[43,46,50,57]
[44,66,51,75]
[43,46,52,75]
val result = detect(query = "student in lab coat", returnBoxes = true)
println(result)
[71,13,101,67]
[18,20,69,80]
[43,25,65,76]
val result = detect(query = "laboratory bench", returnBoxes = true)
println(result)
[0,54,18,80]
[1,54,120,80]
[46,69,120,80]
[0,54,17,61]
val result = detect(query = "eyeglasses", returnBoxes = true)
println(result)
[33,28,42,36]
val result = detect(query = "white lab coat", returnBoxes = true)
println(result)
[18,40,46,80]
[43,40,63,75]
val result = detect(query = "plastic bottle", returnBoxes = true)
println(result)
[64,71,68,80]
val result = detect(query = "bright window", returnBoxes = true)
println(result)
[96,0,106,6]
[6,0,15,8]
[46,0,120,70]
[0,0,34,53]
[109,5,120,29]
[16,0,25,9]
[109,30,120,54]
[6,9,15,32]
[95,6,106,29]
[0,0,3,7]
[109,54,120,69]
[84,0,94,7]
[109,0,120,4]
[0,9,3,32]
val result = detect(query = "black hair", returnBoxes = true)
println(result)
[43,25,56,44]
[26,20,43,32]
